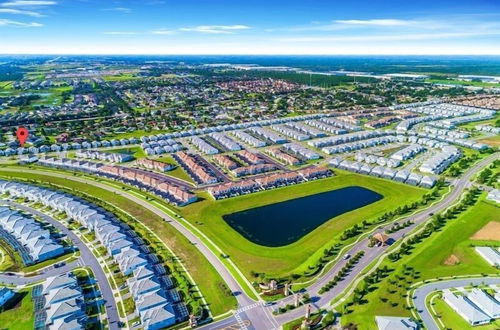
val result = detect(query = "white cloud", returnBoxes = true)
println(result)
[1,1,56,6]
[179,24,250,34]
[103,7,131,14]
[0,8,42,16]
[0,18,42,26]
[280,31,500,43]
[151,28,175,35]
[335,19,413,26]
[103,31,138,35]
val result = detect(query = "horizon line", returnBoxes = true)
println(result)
[1,53,500,56]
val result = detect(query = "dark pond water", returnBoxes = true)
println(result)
[223,186,383,247]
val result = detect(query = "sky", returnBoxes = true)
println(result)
[0,0,500,55]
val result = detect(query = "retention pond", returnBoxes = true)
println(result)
[223,186,383,246]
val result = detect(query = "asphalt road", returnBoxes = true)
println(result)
[1,152,497,329]
[0,201,121,330]
[412,277,500,330]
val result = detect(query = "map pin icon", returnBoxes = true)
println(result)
[16,127,29,147]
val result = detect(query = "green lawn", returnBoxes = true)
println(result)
[0,288,34,330]
[0,239,23,272]
[105,129,172,141]
[103,146,145,159]
[340,195,500,329]
[179,171,426,279]
[426,79,500,88]
[0,169,236,316]
[102,73,140,81]
[156,155,195,184]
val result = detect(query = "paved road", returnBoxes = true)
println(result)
[0,201,121,330]
[412,277,500,330]
[1,152,497,329]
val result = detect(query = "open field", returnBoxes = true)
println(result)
[426,78,500,88]
[0,288,34,330]
[471,221,500,241]
[0,169,237,316]
[104,146,146,159]
[340,195,500,329]
[105,129,172,140]
[477,135,500,148]
[179,171,426,279]
[102,73,140,81]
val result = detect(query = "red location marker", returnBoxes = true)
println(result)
[16,127,29,147]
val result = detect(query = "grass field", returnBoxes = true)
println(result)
[0,169,237,316]
[102,73,140,81]
[156,155,195,184]
[340,195,500,329]
[0,241,19,272]
[104,146,146,159]
[426,78,500,88]
[105,129,172,140]
[0,288,34,330]
[179,171,426,279]
[477,135,500,148]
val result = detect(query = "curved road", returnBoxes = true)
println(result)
[0,152,497,329]
[412,277,500,330]
[0,201,121,330]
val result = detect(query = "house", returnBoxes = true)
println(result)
[467,289,500,319]
[443,289,491,326]
[140,304,176,330]
[107,238,134,256]
[118,254,148,275]
[420,176,436,188]
[135,290,169,313]
[129,277,162,297]
[0,288,14,307]
[487,189,500,204]
[375,316,419,330]
[475,247,500,267]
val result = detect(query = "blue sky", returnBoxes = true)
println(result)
[0,0,499,54]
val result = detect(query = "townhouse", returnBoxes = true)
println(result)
[0,207,65,264]
[0,181,184,329]
[75,150,134,163]
[266,147,302,166]
[210,132,242,151]
[282,143,320,160]
[230,130,267,147]
[38,157,197,206]
[213,154,239,170]
[135,158,175,172]
[174,151,219,185]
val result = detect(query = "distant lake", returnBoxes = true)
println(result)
[223,186,383,247]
